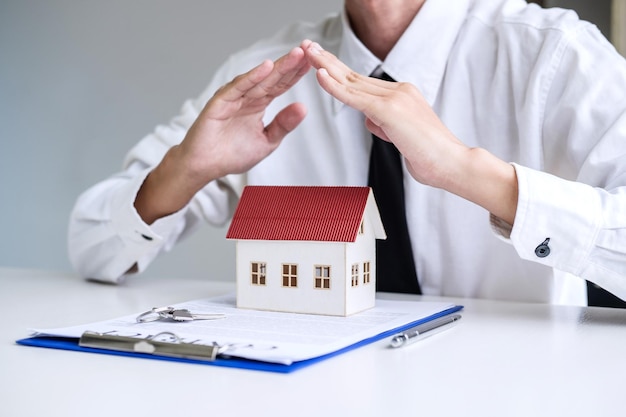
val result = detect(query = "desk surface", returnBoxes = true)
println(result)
[2,267,625,417]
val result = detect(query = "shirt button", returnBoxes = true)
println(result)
[535,238,551,258]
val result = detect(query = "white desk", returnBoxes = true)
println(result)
[2,267,625,417]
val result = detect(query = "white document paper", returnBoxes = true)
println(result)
[31,294,457,365]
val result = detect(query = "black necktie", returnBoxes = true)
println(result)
[368,71,422,294]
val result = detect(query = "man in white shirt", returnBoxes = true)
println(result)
[69,0,626,305]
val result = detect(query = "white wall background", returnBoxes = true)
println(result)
[0,0,341,281]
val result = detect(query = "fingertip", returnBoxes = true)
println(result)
[250,59,274,79]
[308,41,323,56]
[290,46,305,57]
[315,68,336,95]
[286,102,308,126]
[255,58,273,72]
[258,58,273,68]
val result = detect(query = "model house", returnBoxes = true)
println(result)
[226,186,386,316]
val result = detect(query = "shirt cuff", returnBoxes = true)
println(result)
[108,168,189,278]
[507,163,601,275]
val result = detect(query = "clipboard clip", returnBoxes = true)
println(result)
[79,331,229,361]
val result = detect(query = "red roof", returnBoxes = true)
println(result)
[226,186,372,242]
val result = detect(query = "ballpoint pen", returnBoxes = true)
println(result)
[389,313,462,348]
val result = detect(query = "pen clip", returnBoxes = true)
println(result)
[389,313,462,348]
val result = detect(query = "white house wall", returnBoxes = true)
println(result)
[344,217,377,315]
[236,240,348,315]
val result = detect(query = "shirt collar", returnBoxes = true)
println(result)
[335,0,471,113]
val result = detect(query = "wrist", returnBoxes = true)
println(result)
[443,147,518,225]
[134,145,211,224]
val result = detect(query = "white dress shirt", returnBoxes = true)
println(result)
[69,0,626,305]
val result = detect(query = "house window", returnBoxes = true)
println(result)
[314,265,331,289]
[251,262,266,285]
[359,220,365,235]
[363,261,371,284]
[351,263,359,287]
[282,264,298,287]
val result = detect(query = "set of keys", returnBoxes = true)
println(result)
[136,306,226,323]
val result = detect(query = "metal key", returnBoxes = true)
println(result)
[136,306,225,323]
[168,309,194,321]
[162,308,226,322]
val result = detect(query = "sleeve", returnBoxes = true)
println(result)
[68,58,244,284]
[493,24,626,301]
[68,165,195,283]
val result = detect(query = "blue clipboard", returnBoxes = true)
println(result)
[16,305,462,373]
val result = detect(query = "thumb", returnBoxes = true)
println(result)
[365,117,391,142]
[264,103,308,144]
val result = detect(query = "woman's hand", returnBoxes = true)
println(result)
[303,40,518,224]
[135,47,310,224]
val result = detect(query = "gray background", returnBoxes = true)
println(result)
[0,0,612,282]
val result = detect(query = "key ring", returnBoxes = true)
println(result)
[136,306,174,323]
[136,306,226,323]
